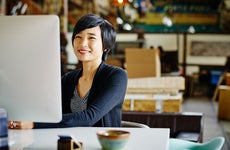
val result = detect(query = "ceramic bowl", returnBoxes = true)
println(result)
[96,130,130,150]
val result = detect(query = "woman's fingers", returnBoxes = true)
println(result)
[8,121,34,129]
[8,121,19,129]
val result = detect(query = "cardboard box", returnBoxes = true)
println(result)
[105,56,123,68]
[218,85,230,120]
[125,48,161,78]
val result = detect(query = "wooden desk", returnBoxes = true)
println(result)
[8,127,169,150]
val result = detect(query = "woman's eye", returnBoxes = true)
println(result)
[75,36,81,39]
[89,36,96,40]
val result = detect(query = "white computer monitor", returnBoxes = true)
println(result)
[0,15,62,122]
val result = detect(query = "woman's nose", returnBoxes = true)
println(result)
[79,37,88,47]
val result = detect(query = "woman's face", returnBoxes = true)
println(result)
[73,26,103,63]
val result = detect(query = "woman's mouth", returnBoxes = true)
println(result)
[78,49,90,54]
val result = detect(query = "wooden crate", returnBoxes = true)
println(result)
[122,100,132,111]
[126,77,185,94]
[134,100,156,112]
[123,93,183,112]
[163,100,182,112]
[122,99,156,112]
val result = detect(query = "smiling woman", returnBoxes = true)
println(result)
[73,26,104,65]
[11,14,128,129]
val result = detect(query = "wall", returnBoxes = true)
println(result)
[66,32,77,64]
[66,32,230,75]
[66,33,179,63]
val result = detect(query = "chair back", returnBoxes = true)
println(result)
[169,137,225,150]
[202,137,225,150]
[121,121,150,128]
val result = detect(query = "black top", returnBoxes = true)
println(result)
[34,62,128,128]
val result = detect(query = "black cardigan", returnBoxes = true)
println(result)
[34,62,127,128]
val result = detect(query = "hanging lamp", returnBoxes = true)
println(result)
[112,0,129,6]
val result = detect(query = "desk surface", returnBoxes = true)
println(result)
[9,127,169,150]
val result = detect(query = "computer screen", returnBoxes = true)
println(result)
[0,15,62,122]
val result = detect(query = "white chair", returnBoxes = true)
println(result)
[169,137,225,150]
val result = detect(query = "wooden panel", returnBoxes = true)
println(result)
[218,85,230,120]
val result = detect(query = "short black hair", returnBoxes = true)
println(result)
[71,14,116,61]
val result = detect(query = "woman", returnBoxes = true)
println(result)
[9,14,127,129]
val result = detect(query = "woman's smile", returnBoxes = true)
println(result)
[78,49,91,54]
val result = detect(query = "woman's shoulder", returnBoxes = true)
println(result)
[101,62,127,75]
[61,68,82,80]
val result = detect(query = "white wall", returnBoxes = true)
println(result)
[66,32,77,64]
[66,32,230,75]
[116,33,230,75]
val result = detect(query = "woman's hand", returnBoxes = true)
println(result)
[8,121,34,129]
